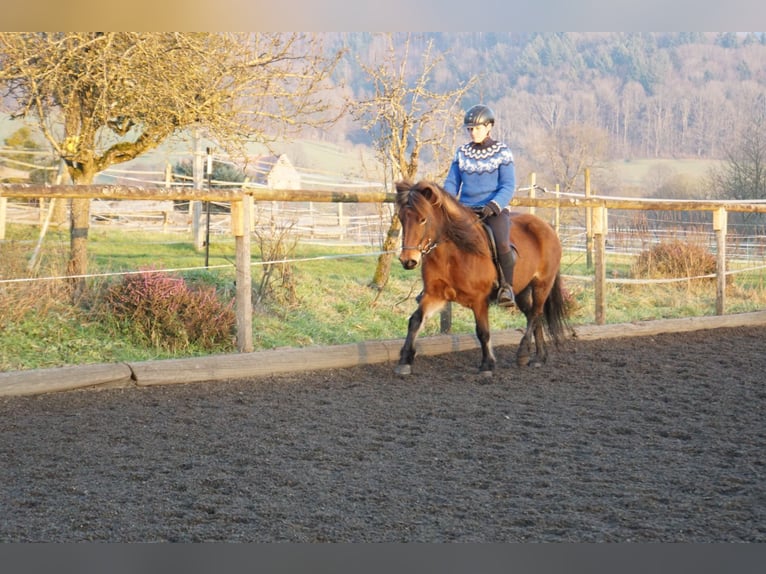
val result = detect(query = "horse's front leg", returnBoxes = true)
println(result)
[395,298,444,376]
[394,307,424,376]
[473,301,496,376]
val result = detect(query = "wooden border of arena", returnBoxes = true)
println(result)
[2,310,766,397]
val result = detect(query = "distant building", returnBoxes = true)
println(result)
[246,154,301,189]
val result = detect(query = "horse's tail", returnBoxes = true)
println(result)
[543,272,569,346]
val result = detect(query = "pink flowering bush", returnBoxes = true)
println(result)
[101,269,235,352]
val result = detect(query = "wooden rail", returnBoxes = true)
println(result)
[0,184,396,204]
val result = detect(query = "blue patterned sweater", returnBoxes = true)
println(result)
[443,139,516,209]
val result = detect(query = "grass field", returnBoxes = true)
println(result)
[3,222,766,372]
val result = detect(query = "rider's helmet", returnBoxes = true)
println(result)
[464,104,495,127]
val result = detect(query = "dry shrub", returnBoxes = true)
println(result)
[0,240,72,324]
[631,239,717,281]
[252,209,299,307]
[559,278,582,317]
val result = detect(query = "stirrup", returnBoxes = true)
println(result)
[497,285,515,307]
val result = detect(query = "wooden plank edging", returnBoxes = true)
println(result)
[129,331,525,387]
[2,311,766,397]
[570,310,766,340]
[0,363,134,397]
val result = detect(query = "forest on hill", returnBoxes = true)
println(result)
[2,33,765,199]
[298,32,765,195]
[325,32,766,157]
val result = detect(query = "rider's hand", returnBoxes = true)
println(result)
[480,201,501,219]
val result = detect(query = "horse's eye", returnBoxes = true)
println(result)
[419,218,427,226]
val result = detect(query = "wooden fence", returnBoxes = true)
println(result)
[3,183,766,352]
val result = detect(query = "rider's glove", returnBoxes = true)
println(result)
[480,201,502,219]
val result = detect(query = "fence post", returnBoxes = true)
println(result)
[585,168,593,269]
[232,195,254,353]
[593,204,608,325]
[528,173,536,216]
[191,129,205,251]
[0,196,5,240]
[713,207,727,316]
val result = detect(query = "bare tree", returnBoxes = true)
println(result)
[347,33,476,290]
[708,94,766,228]
[0,32,339,295]
[528,121,610,192]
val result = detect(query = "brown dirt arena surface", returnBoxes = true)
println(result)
[1,325,764,542]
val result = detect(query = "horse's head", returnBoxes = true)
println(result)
[395,180,488,269]
[395,181,445,269]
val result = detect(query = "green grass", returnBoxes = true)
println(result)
[2,224,766,372]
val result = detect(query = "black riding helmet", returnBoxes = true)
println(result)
[464,104,495,127]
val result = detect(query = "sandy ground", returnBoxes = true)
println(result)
[1,326,764,542]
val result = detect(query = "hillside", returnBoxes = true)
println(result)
[3,32,765,194]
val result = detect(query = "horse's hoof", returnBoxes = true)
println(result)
[479,369,494,379]
[394,364,412,376]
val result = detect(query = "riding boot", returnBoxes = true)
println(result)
[497,250,516,307]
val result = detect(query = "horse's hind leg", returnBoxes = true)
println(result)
[531,320,547,366]
[516,282,551,367]
[516,316,536,367]
[514,287,536,367]
[529,281,556,366]
[473,301,495,376]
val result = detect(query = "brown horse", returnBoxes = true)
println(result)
[395,180,567,377]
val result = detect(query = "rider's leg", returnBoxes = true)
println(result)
[496,250,515,307]
[487,211,515,307]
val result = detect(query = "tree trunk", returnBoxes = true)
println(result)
[370,212,401,290]
[66,197,91,300]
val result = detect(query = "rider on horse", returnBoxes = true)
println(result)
[444,104,516,307]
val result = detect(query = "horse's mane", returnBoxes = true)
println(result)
[395,180,489,256]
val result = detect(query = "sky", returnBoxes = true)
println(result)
[3,1,765,31]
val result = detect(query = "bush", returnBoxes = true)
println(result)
[631,239,717,281]
[100,269,236,353]
[0,239,71,325]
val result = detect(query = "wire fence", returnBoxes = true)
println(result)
[4,149,766,304]
[4,198,766,288]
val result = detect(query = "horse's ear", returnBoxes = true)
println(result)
[395,180,413,193]
[418,181,443,207]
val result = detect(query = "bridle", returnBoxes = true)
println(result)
[400,212,440,255]
[402,236,440,255]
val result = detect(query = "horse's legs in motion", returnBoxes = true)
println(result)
[395,295,495,376]
[395,296,444,376]
[472,299,496,376]
[532,320,548,365]
[516,282,550,367]
[516,315,537,367]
